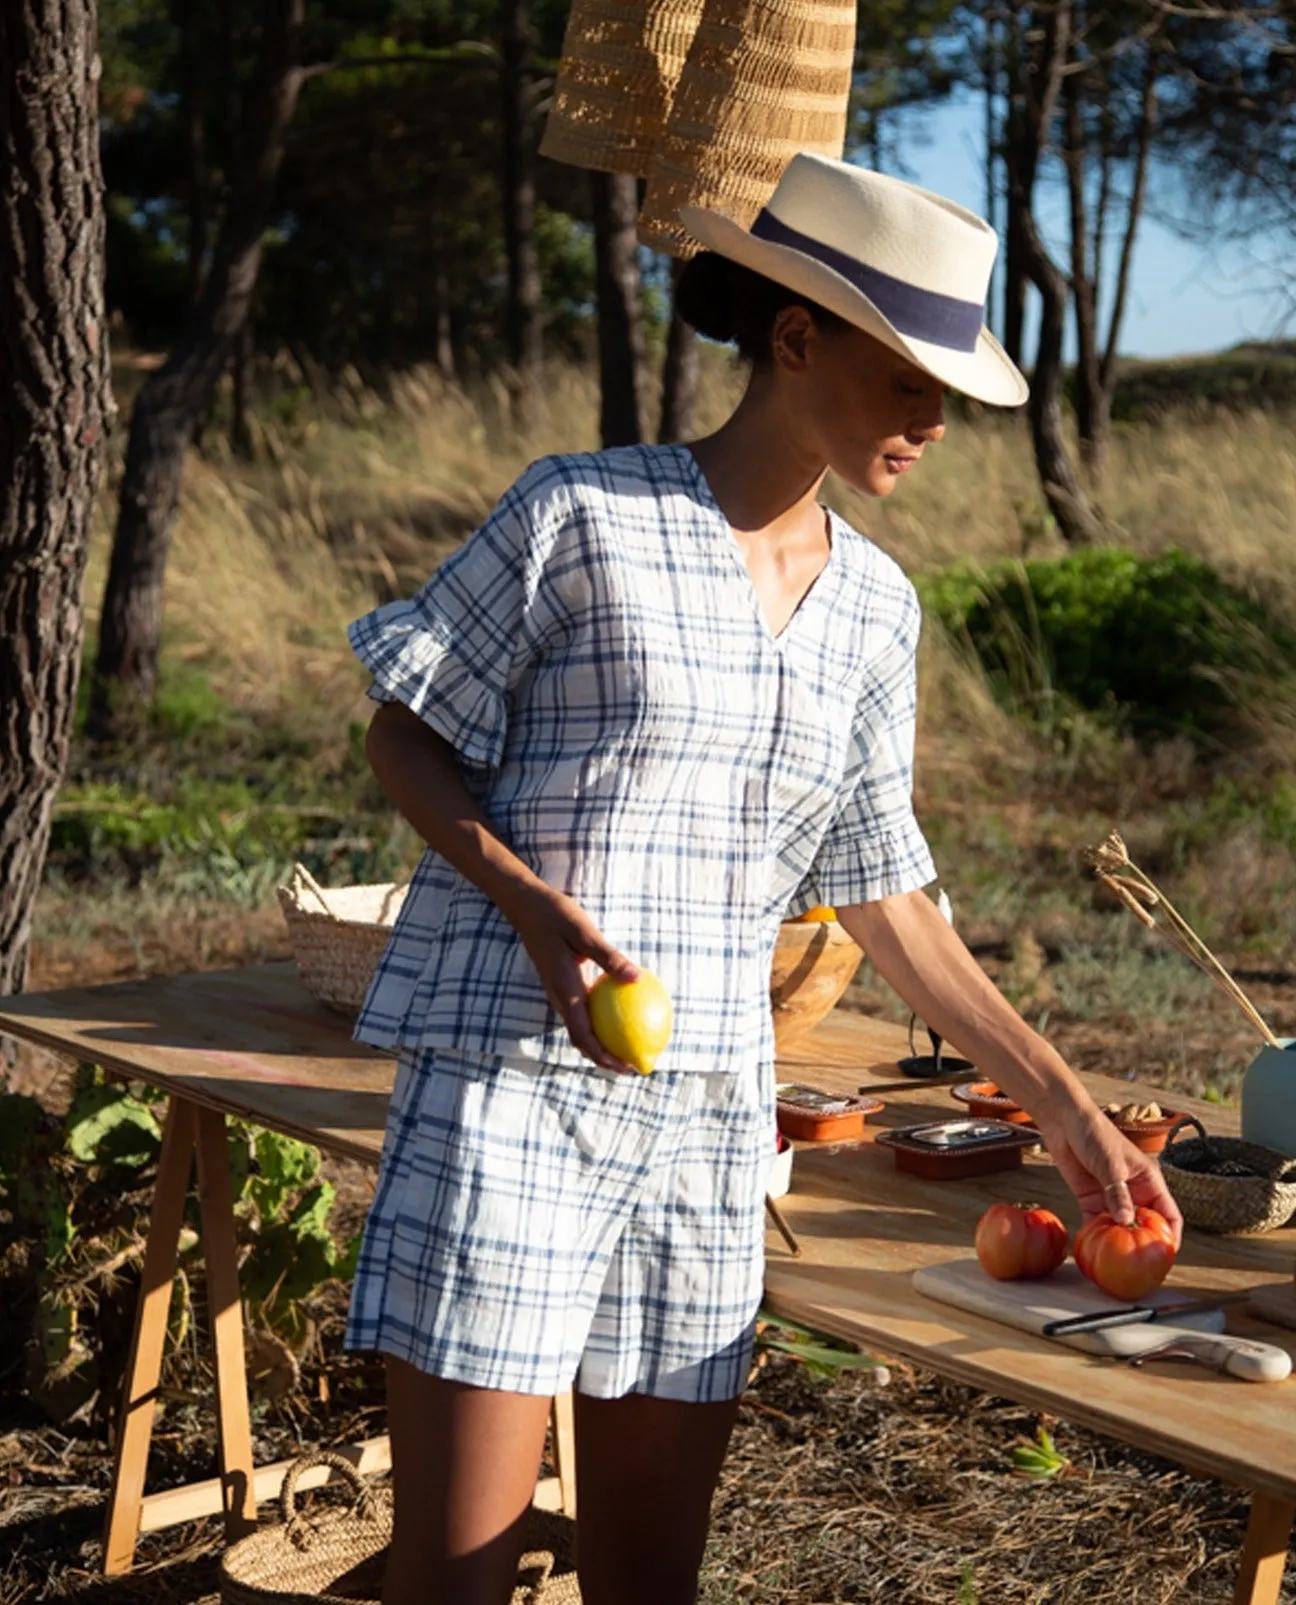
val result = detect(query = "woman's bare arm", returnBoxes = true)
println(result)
[837,888,1183,1239]
[365,702,639,1071]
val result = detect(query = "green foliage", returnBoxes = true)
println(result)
[1010,1424,1071,1478]
[47,768,409,901]
[754,1309,888,1381]
[919,547,1296,741]
[65,1077,162,1170]
[0,1067,359,1421]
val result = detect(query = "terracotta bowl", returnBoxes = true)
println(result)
[1105,1108,1186,1155]
[950,1080,1036,1126]
[770,920,864,1054]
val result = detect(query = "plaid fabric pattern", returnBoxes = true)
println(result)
[344,1045,771,1401]
[347,443,934,1073]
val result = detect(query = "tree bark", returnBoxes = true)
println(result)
[1088,44,1157,482]
[500,0,542,431]
[1064,53,1103,472]
[658,258,698,443]
[178,0,209,304]
[89,0,304,739]
[0,0,113,1017]
[1021,210,1105,547]
[429,183,456,381]
[229,312,254,458]
[592,171,645,448]
[1000,10,1030,365]
[1012,1,1105,548]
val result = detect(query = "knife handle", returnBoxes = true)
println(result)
[1138,1333,1292,1383]
[1042,1307,1152,1336]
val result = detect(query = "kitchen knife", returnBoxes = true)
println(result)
[1043,1292,1254,1337]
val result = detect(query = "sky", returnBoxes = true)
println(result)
[894,94,1293,362]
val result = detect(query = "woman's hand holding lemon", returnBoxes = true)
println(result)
[506,884,664,1073]
[588,972,673,1074]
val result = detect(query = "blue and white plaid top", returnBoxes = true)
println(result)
[347,443,935,1073]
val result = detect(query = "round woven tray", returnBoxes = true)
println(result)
[276,864,406,1016]
[1158,1115,1296,1235]
[220,1452,580,1605]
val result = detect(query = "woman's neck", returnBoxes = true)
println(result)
[686,381,829,542]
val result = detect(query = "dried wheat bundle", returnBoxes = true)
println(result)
[1082,828,1280,1047]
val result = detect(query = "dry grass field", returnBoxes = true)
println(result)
[5,350,1296,1602]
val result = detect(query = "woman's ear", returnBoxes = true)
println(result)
[769,304,816,374]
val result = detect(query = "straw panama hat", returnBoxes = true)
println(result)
[680,154,1028,408]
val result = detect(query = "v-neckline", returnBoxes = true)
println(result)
[677,444,838,647]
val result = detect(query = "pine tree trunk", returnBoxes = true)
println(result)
[230,314,255,458]
[89,0,304,739]
[659,257,699,443]
[592,171,645,448]
[500,0,542,430]
[1021,214,1104,548]
[0,0,113,1017]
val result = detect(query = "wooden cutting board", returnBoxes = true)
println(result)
[1248,1279,1296,1331]
[915,1259,1292,1381]
[913,1259,1225,1357]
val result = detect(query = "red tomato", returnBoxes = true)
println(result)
[975,1202,1069,1281]
[1073,1208,1176,1300]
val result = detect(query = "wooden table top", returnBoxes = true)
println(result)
[5,962,1295,1497]
[774,1019,1296,1503]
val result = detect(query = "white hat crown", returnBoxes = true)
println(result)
[764,156,998,331]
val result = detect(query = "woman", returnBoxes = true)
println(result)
[344,155,1183,1605]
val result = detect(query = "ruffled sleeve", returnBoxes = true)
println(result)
[347,460,565,769]
[788,581,936,912]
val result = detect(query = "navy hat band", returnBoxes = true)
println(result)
[750,209,985,354]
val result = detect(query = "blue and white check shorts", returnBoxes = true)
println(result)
[344,1047,775,1402]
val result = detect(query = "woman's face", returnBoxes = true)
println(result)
[772,311,948,499]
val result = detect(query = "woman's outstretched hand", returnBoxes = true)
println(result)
[507,885,642,1074]
[1034,1100,1184,1247]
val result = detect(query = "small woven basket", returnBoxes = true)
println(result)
[220,1451,581,1605]
[276,864,406,1016]
[1159,1115,1296,1235]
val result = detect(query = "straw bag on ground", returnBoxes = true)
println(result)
[276,863,406,1016]
[220,1451,581,1604]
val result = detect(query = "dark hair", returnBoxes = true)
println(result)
[674,251,847,366]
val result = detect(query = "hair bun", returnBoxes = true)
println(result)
[674,253,739,343]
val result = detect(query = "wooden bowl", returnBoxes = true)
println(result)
[770,919,864,1054]
[950,1080,1036,1126]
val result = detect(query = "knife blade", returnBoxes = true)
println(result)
[1042,1292,1252,1337]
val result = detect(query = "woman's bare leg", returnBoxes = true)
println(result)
[573,1391,742,1605]
[382,1357,553,1605]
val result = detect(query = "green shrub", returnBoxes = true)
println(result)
[918,547,1296,740]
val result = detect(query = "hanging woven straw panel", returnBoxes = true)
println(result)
[638,0,856,256]
[540,0,705,178]
[540,0,855,258]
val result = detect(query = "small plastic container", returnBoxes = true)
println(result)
[950,1080,1035,1125]
[775,1083,884,1142]
[875,1118,1041,1179]
[768,1132,794,1198]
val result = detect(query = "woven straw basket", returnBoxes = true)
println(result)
[539,0,855,256]
[220,1452,581,1605]
[276,864,406,1016]
[1159,1115,1296,1235]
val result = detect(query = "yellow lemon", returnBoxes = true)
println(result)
[792,905,837,924]
[588,971,673,1074]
